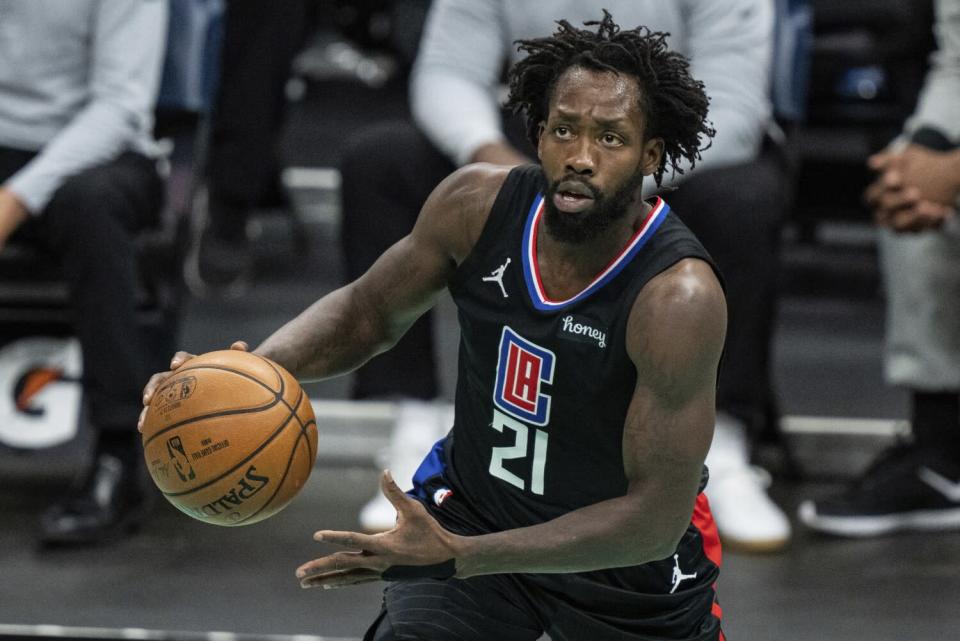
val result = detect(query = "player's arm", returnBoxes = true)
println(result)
[140,164,506,418]
[296,259,726,585]
[252,164,503,381]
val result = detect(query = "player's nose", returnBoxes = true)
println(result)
[565,138,596,176]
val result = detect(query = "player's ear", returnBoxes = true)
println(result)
[536,121,546,161]
[640,136,664,176]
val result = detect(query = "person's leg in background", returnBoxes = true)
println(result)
[667,141,792,552]
[35,152,166,545]
[799,221,960,535]
[339,120,458,531]
[189,0,310,296]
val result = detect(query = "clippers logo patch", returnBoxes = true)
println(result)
[493,326,555,426]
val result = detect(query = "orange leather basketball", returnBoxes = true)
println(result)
[141,349,318,526]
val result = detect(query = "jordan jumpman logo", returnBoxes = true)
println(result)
[482,258,511,298]
[670,554,697,593]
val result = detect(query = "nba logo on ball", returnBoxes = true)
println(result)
[141,350,318,527]
[166,435,196,482]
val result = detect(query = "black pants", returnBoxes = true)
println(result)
[205,0,310,237]
[340,120,787,433]
[0,147,166,433]
[667,147,787,433]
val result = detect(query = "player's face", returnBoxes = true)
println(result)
[537,66,663,243]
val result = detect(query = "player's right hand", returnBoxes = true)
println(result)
[137,341,249,432]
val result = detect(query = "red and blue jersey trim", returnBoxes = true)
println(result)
[521,194,670,311]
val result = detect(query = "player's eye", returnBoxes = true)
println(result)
[554,126,573,139]
[601,133,624,146]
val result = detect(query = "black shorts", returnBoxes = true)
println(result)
[363,472,725,641]
[363,573,723,641]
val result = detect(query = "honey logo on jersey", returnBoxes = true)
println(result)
[493,326,555,426]
[559,315,607,348]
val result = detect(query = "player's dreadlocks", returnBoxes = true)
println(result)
[506,11,715,186]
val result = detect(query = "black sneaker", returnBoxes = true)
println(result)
[38,453,151,546]
[798,445,960,537]
[184,222,253,299]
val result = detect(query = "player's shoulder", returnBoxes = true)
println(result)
[421,163,515,263]
[431,162,513,209]
[637,258,724,312]
[626,258,726,362]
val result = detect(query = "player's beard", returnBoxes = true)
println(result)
[542,169,645,244]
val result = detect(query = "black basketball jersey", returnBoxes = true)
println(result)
[407,165,726,636]
[441,164,718,531]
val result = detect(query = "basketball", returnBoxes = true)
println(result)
[141,349,318,526]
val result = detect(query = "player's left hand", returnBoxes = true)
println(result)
[296,470,462,589]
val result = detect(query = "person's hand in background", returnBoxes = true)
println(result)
[0,187,29,250]
[866,145,957,233]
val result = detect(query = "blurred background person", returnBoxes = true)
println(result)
[184,0,313,297]
[799,0,960,537]
[340,0,794,553]
[0,0,169,545]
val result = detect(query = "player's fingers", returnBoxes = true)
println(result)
[137,406,148,433]
[142,370,173,406]
[296,550,379,580]
[299,568,381,590]
[313,529,377,549]
[230,341,249,352]
[169,351,196,370]
[380,470,416,513]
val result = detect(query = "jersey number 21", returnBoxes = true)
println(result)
[491,327,554,495]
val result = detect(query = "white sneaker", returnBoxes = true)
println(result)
[358,400,453,532]
[704,413,791,553]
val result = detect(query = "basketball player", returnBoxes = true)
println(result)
[143,14,727,640]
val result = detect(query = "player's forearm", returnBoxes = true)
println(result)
[453,491,690,577]
[254,285,394,382]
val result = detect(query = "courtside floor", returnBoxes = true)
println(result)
[3,414,959,641]
[2,210,958,641]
